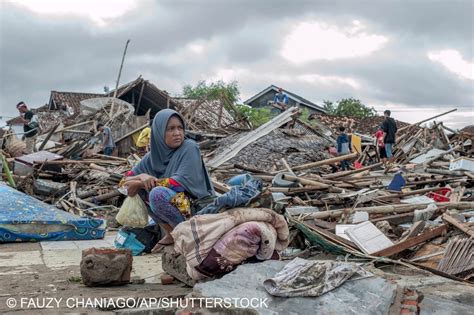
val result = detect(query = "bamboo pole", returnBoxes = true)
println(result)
[281,174,329,189]
[53,120,95,134]
[110,39,131,116]
[398,109,457,132]
[376,186,447,200]
[323,162,383,179]
[305,202,474,220]
[291,152,358,171]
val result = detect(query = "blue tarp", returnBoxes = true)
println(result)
[0,184,106,242]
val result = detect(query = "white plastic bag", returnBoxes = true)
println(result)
[115,195,149,227]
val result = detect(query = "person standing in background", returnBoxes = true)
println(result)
[97,123,115,156]
[136,120,152,154]
[380,110,398,163]
[16,101,39,154]
[374,127,387,162]
[336,126,351,171]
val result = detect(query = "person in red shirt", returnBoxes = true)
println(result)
[375,128,387,163]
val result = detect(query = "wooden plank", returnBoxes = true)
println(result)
[281,174,330,189]
[323,162,383,179]
[370,213,414,225]
[115,123,148,143]
[308,202,474,220]
[377,187,448,200]
[269,186,329,193]
[291,152,358,171]
[38,124,59,151]
[442,214,474,237]
[400,221,425,242]
[211,179,230,193]
[373,225,448,257]
[53,120,94,134]
[398,109,457,132]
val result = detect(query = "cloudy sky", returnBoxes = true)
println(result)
[0,0,472,128]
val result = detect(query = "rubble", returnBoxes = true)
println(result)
[1,81,473,313]
[202,106,474,286]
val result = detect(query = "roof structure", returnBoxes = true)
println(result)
[244,85,326,113]
[173,97,248,132]
[49,91,103,118]
[107,76,178,116]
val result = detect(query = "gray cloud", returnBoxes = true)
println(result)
[0,0,472,127]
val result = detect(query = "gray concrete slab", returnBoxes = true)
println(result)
[194,260,397,315]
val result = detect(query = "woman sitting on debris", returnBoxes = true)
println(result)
[124,109,215,252]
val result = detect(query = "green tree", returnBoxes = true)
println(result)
[234,105,274,128]
[299,107,311,123]
[323,100,336,114]
[182,80,240,103]
[323,98,376,118]
[182,80,277,128]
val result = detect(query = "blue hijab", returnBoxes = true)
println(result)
[133,109,214,199]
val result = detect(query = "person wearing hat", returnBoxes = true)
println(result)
[16,101,39,154]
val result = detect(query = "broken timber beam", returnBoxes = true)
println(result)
[38,124,59,151]
[115,123,148,143]
[376,187,447,200]
[323,162,383,179]
[281,174,330,189]
[307,202,474,220]
[398,109,457,132]
[291,152,358,171]
[442,214,474,237]
[373,224,448,257]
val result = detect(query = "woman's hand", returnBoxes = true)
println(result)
[125,174,158,191]
[125,180,143,197]
[141,174,160,191]
[124,173,160,191]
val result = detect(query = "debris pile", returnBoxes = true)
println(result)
[203,107,474,283]
[1,83,473,303]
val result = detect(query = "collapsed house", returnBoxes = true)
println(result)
[1,80,473,313]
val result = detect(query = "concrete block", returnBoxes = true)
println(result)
[80,248,132,286]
